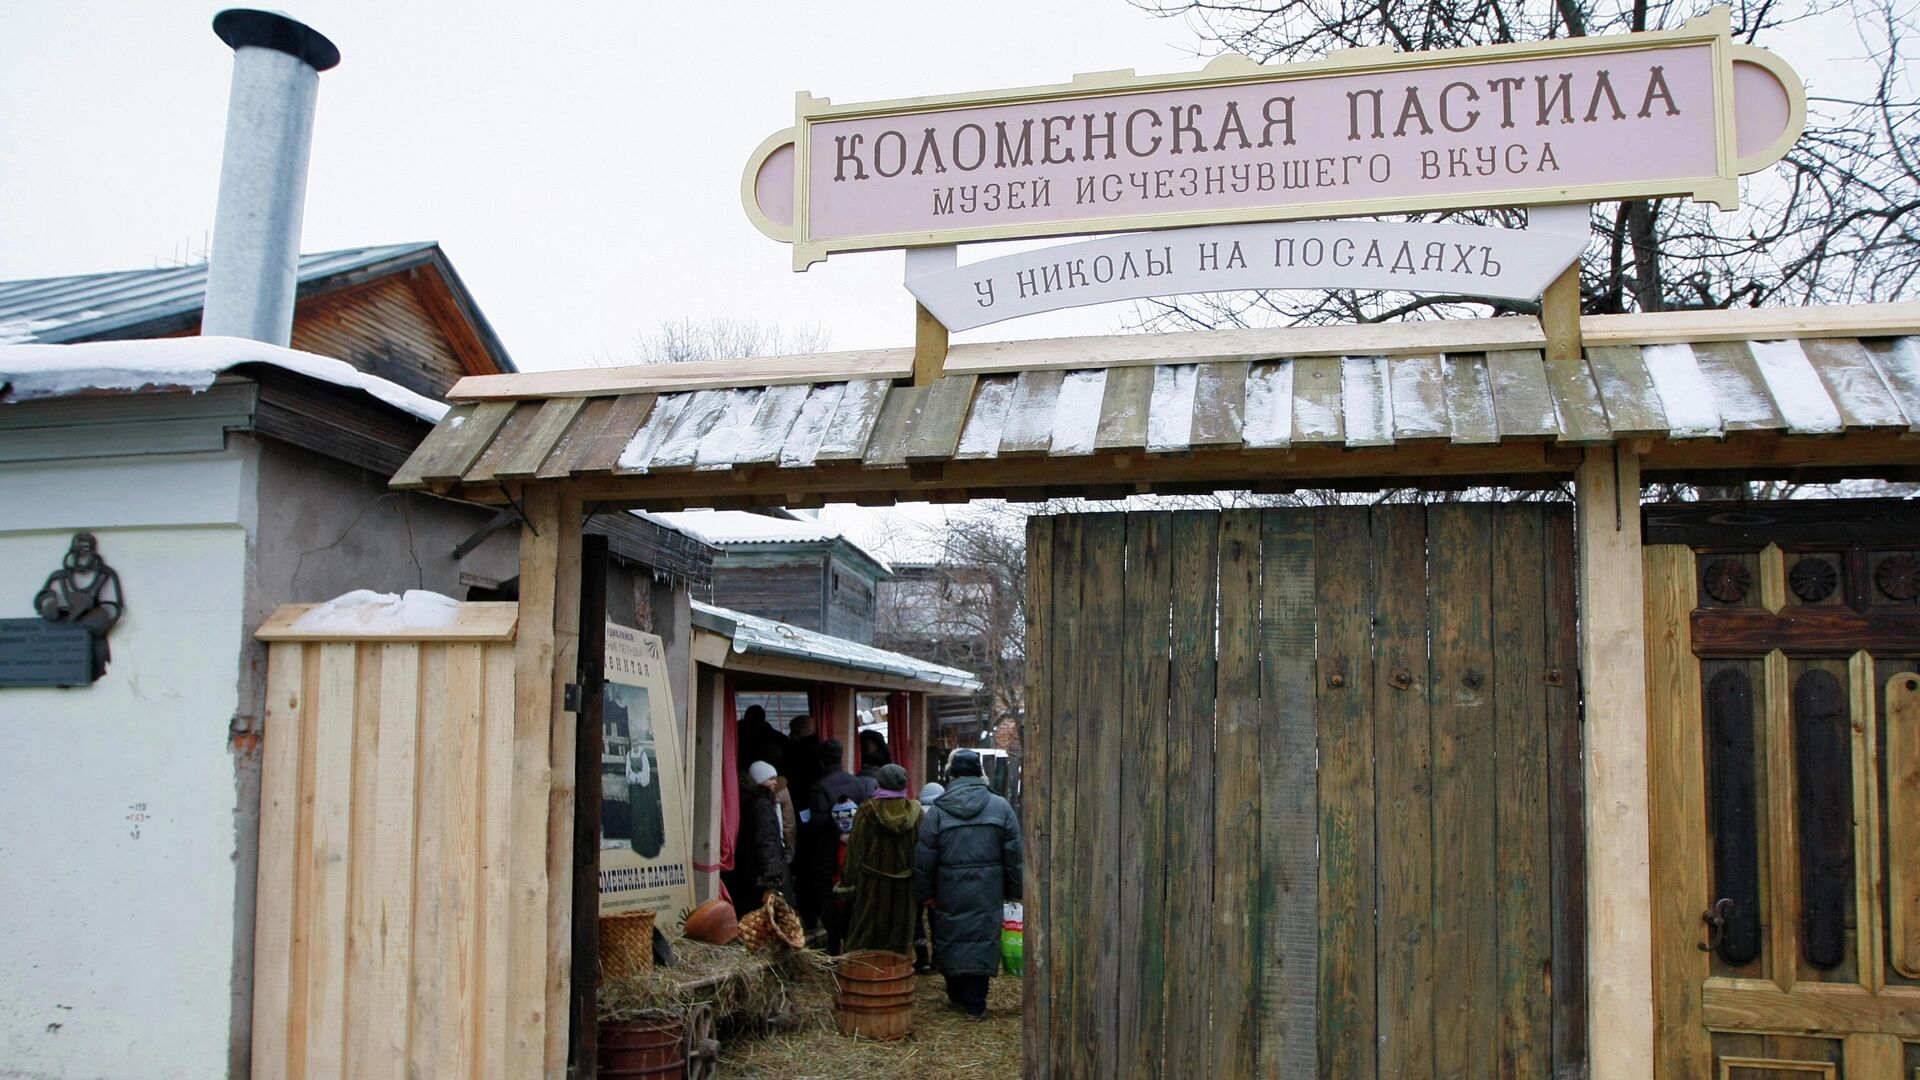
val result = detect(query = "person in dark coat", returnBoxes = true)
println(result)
[723,760,791,913]
[837,763,923,955]
[856,729,892,783]
[783,714,823,808]
[915,749,1023,1019]
[796,739,870,932]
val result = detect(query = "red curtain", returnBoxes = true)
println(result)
[887,691,912,790]
[807,684,826,743]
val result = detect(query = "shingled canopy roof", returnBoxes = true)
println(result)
[392,304,1920,509]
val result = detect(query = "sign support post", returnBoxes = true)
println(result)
[1542,261,1584,365]
[905,246,956,385]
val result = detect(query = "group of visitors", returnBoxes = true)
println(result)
[725,706,1022,1020]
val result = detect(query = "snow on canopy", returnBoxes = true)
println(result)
[290,589,462,634]
[0,335,448,423]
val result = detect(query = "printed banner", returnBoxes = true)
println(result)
[599,622,695,922]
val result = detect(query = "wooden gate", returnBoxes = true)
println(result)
[1644,501,1920,1078]
[249,602,545,1080]
[1023,505,1587,1079]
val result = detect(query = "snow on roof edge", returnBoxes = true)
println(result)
[0,336,449,423]
[691,599,979,691]
[653,509,893,573]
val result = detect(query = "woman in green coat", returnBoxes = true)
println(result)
[836,763,923,955]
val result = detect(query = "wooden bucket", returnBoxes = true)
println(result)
[832,950,915,1040]
[599,1016,685,1076]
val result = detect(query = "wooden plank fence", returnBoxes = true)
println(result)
[1023,505,1587,1078]
[250,603,528,1080]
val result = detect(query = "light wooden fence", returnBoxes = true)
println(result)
[250,602,539,1080]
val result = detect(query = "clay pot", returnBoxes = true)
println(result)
[681,898,739,945]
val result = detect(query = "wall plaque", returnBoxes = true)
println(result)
[0,619,95,688]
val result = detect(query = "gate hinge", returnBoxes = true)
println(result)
[563,683,583,712]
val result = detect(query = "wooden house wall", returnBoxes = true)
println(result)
[289,275,478,401]
[826,552,878,643]
[707,552,831,633]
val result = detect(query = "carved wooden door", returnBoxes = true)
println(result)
[1644,501,1920,1080]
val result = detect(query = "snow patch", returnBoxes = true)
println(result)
[0,336,448,422]
[1748,339,1843,434]
[1341,356,1393,445]
[1242,361,1295,447]
[1048,369,1106,456]
[290,589,461,634]
[0,317,69,345]
[1146,364,1197,451]
[1641,343,1723,438]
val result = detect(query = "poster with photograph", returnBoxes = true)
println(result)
[599,622,695,922]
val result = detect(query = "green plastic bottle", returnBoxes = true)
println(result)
[1002,901,1025,976]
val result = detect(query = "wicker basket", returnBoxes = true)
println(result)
[736,892,805,951]
[599,908,659,980]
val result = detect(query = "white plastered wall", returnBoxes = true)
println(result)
[0,453,248,1080]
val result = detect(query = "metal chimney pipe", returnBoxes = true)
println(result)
[201,9,339,346]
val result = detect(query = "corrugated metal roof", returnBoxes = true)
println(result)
[390,305,1920,506]
[652,509,893,571]
[691,599,981,692]
[0,242,437,345]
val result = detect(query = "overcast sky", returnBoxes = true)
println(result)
[0,1,1221,370]
[2,3,1876,556]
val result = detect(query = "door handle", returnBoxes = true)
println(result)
[1698,898,1734,953]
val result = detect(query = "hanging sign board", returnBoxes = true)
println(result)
[906,204,1591,331]
[599,622,697,922]
[743,7,1803,269]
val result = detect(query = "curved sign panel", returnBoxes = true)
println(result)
[744,7,1803,269]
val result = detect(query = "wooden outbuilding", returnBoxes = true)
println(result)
[326,300,1920,1077]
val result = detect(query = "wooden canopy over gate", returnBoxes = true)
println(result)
[392,304,1920,510]
[379,301,1920,1080]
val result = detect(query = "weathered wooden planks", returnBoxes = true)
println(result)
[1543,508,1589,1074]
[1163,512,1218,1077]
[1210,511,1262,1077]
[1491,507,1552,1077]
[1430,504,1497,1077]
[1047,516,1083,1076]
[1022,516,1054,1080]
[1372,507,1434,1077]
[1078,515,1126,1078]
[1256,510,1317,1079]
[1024,505,1585,1080]
[1120,512,1172,1079]
[1314,506,1376,1080]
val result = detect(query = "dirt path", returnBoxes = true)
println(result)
[719,971,1023,1078]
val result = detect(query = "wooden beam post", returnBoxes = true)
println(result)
[543,494,583,1080]
[914,303,949,387]
[906,246,956,386]
[1573,445,1655,1080]
[690,669,726,903]
[1541,262,1582,366]
[509,486,561,1078]
[568,533,608,1079]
